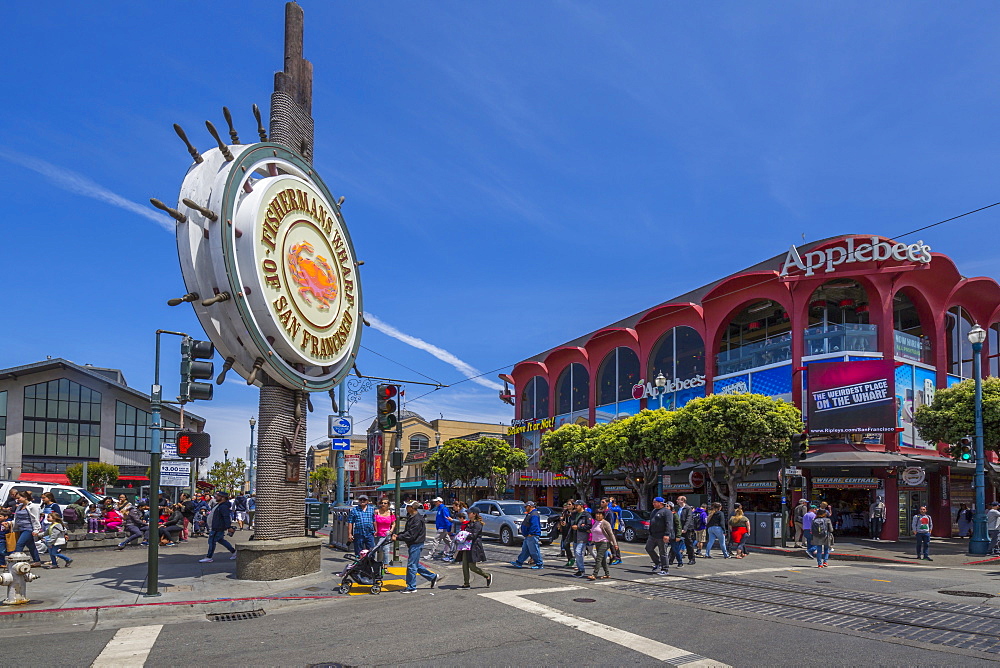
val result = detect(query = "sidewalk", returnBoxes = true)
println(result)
[0,532,345,629]
[753,536,1000,566]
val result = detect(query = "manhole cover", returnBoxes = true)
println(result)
[303,586,323,592]
[938,590,995,598]
[815,580,831,583]
[774,576,788,578]
[573,598,596,603]
[207,609,267,622]
[160,585,194,593]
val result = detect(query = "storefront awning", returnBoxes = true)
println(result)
[376,479,441,492]
[18,473,70,485]
[907,454,958,468]
[799,451,917,468]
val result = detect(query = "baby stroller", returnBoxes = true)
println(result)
[337,534,389,595]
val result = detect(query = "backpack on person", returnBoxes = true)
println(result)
[63,506,79,524]
[812,518,829,540]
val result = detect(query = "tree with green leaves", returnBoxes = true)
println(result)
[540,423,604,502]
[474,436,529,499]
[914,377,1000,453]
[597,409,681,510]
[674,393,802,513]
[425,437,527,501]
[310,466,336,500]
[65,462,119,492]
[206,458,247,496]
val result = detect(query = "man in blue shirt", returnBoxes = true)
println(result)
[510,500,544,569]
[347,495,376,556]
[428,497,455,561]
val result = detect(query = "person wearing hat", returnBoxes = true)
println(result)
[428,496,455,561]
[987,502,1000,555]
[645,497,675,574]
[509,500,544,570]
[347,495,376,557]
[392,500,441,592]
[198,492,236,563]
[793,499,809,547]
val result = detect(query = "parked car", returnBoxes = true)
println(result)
[469,499,553,546]
[615,508,651,542]
[0,480,102,510]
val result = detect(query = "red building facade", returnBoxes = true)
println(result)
[508,235,1000,539]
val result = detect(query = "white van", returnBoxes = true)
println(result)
[0,480,103,510]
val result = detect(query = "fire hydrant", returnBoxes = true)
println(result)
[1,552,39,605]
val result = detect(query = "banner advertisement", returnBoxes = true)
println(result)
[896,363,937,448]
[806,360,896,433]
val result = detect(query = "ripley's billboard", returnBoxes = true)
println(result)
[806,360,897,433]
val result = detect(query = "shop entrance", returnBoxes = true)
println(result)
[898,489,929,537]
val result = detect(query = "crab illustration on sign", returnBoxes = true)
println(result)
[287,240,338,309]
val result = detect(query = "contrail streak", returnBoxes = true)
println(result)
[366,313,504,391]
[0,147,173,232]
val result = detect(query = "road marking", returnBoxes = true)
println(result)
[481,587,729,667]
[691,566,844,579]
[92,624,163,667]
[872,579,892,582]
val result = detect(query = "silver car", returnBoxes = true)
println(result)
[469,500,553,547]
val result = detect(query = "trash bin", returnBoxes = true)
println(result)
[752,512,775,547]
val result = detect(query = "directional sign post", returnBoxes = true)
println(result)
[331,438,351,451]
[328,416,352,438]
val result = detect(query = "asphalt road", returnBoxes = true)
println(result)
[8,539,1000,666]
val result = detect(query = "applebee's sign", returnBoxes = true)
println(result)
[780,236,932,278]
[632,375,706,400]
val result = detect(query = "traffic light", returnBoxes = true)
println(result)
[176,430,211,459]
[180,337,215,402]
[376,384,400,431]
[956,436,974,462]
[791,432,809,463]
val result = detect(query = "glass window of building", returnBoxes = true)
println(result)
[597,347,640,405]
[803,280,876,357]
[717,301,793,375]
[22,379,102,462]
[990,323,1000,378]
[0,390,6,449]
[556,363,589,415]
[409,434,429,451]
[649,326,705,381]
[519,376,549,420]
[114,401,179,451]
[945,306,975,378]
[893,291,932,364]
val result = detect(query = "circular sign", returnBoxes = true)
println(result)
[689,471,706,488]
[901,467,926,486]
[174,142,363,391]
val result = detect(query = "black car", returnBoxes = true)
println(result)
[614,509,651,542]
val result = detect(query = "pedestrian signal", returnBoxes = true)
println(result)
[177,431,211,459]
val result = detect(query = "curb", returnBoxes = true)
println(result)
[751,545,1000,566]
[0,594,341,629]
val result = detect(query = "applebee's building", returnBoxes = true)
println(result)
[506,235,1000,539]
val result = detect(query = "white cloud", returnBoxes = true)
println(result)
[0,147,173,232]
[365,313,504,391]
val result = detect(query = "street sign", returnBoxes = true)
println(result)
[162,442,179,460]
[160,460,191,487]
[331,438,351,451]
[345,457,360,471]
[784,467,802,476]
[328,416,352,438]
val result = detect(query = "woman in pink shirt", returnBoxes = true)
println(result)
[374,498,395,574]
[587,509,619,580]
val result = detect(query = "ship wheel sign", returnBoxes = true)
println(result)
[157,116,363,391]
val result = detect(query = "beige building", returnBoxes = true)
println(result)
[353,411,510,498]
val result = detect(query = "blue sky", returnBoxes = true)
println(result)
[3,2,1000,465]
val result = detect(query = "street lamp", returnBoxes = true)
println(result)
[655,372,667,409]
[249,417,257,494]
[434,431,441,498]
[969,323,989,555]
[654,372,667,498]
